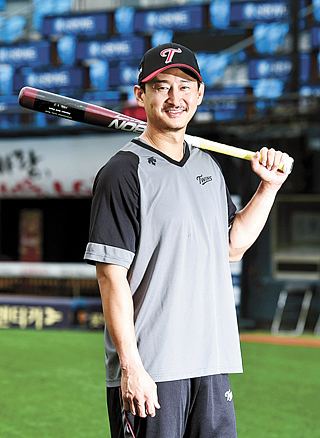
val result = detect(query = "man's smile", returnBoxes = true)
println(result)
[163,106,187,117]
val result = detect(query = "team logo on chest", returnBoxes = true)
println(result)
[196,174,213,185]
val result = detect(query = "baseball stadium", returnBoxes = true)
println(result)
[0,1,319,437]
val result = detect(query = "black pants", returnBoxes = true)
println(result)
[107,374,237,438]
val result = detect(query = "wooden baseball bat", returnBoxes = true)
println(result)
[18,87,294,174]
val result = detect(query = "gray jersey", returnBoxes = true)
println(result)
[84,138,243,387]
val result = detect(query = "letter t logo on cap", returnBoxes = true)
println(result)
[160,47,182,64]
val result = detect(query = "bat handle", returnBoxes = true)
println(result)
[185,135,294,175]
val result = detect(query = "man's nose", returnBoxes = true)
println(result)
[166,86,182,105]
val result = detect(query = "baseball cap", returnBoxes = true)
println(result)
[138,43,202,84]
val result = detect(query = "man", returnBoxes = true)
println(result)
[84,43,292,437]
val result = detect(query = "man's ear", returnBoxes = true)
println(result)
[197,82,205,106]
[134,85,145,107]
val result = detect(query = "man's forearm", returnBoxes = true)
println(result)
[229,181,278,260]
[96,263,160,417]
[96,263,142,370]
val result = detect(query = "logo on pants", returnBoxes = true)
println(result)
[225,389,233,402]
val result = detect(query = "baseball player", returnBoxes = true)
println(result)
[84,43,291,437]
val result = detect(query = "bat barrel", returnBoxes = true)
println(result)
[18,87,147,132]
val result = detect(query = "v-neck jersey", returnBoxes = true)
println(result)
[84,138,243,386]
[131,137,190,167]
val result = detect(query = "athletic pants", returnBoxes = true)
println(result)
[107,374,237,438]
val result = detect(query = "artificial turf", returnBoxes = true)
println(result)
[0,329,319,438]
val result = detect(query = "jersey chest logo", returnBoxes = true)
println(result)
[148,157,157,166]
[196,174,213,185]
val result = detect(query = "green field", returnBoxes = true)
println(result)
[1,329,319,438]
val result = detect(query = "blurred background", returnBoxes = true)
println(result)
[0,0,319,336]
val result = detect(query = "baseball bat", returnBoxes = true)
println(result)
[18,87,293,174]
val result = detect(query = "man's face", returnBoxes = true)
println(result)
[134,68,204,132]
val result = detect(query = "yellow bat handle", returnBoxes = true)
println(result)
[185,135,294,174]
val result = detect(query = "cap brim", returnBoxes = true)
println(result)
[141,64,202,83]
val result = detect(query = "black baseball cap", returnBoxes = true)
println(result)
[138,43,202,84]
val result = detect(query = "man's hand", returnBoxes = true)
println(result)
[121,364,161,418]
[251,147,292,190]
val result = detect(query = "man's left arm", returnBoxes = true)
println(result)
[229,147,292,261]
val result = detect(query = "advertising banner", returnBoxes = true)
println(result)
[14,67,87,91]
[134,5,204,32]
[231,1,288,23]
[198,87,248,121]
[0,41,51,67]
[77,36,145,61]
[0,294,104,330]
[0,295,73,329]
[0,133,133,198]
[42,12,109,36]
[248,58,292,79]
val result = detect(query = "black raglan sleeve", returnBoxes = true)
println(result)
[84,151,140,268]
[226,186,237,227]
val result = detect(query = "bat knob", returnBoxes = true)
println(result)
[18,86,38,110]
[284,157,294,175]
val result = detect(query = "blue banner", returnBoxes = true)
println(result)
[254,22,289,54]
[42,12,109,36]
[0,296,74,329]
[210,0,230,29]
[0,41,51,67]
[199,87,248,121]
[0,296,103,329]
[252,78,285,112]
[0,0,5,11]
[249,58,292,79]
[15,67,87,91]
[231,1,288,23]
[77,36,145,61]
[134,6,204,32]
[252,79,284,98]
[115,7,135,34]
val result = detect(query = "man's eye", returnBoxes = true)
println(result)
[158,86,170,92]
